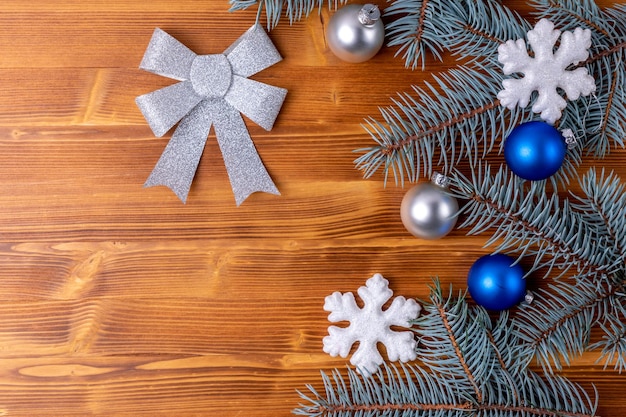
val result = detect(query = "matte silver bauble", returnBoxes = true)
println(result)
[400,182,459,240]
[326,4,385,63]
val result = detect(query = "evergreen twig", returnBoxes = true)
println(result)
[354,0,625,182]
[449,163,626,371]
[294,282,599,417]
[228,0,346,29]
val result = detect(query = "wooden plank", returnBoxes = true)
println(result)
[0,238,486,300]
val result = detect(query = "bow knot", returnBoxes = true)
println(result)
[136,25,287,205]
[190,55,232,98]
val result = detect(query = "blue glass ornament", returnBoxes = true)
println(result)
[467,253,526,311]
[504,121,566,181]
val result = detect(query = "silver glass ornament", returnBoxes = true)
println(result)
[400,174,459,240]
[326,4,384,63]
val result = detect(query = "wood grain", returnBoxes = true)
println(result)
[0,1,624,416]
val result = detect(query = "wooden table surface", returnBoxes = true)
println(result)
[0,0,624,415]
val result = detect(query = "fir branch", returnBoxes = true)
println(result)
[530,0,613,38]
[533,0,626,157]
[417,281,485,401]
[384,0,530,69]
[450,164,626,372]
[228,0,344,29]
[357,0,624,182]
[354,64,534,186]
[295,282,599,417]
[574,43,626,157]
[440,0,531,66]
[513,278,624,372]
[384,0,461,70]
[449,164,620,281]
[570,168,626,261]
[590,294,626,372]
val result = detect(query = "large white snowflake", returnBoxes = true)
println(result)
[497,18,596,125]
[322,273,421,375]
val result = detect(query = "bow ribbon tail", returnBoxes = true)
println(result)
[209,100,280,206]
[144,100,213,203]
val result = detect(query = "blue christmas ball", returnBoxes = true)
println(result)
[504,121,566,181]
[467,253,526,311]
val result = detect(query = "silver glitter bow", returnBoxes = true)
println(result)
[136,25,287,205]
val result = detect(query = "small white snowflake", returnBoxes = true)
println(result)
[322,273,421,375]
[497,18,596,125]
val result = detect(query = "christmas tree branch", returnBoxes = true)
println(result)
[354,64,535,186]
[532,0,611,37]
[535,1,626,156]
[449,163,626,372]
[415,280,500,398]
[384,0,452,69]
[514,278,624,371]
[378,100,501,156]
[441,0,530,64]
[570,40,626,156]
[466,193,607,277]
[228,0,346,29]
[450,164,619,281]
[432,288,483,402]
[570,168,626,261]
[591,301,626,372]
[297,394,597,417]
[583,40,626,65]
[295,282,599,417]
[384,0,530,68]
[356,0,624,181]
[411,0,429,47]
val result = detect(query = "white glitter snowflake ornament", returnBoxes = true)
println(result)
[497,18,596,124]
[322,273,421,376]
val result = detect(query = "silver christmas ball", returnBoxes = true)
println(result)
[400,182,459,240]
[326,4,385,63]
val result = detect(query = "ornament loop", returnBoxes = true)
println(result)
[358,4,380,26]
[561,128,577,150]
[431,172,450,188]
[524,291,535,304]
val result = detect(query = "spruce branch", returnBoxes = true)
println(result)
[590,294,626,372]
[416,280,487,400]
[354,63,536,186]
[356,0,625,182]
[570,168,626,261]
[530,0,616,40]
[449,163,619,282]
[295,281,599,417]
[384,0,531,69]
[438,0,531,66]
[532,0,626,157]
[512,278,623,372]
[228,0,345,29]
[448,162,626,371]
[383,0,460,70]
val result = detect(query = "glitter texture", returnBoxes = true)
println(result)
[136,25,287,205]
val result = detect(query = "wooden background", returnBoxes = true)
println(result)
[0,0,624,415]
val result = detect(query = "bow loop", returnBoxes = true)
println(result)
[225,76,287,131]
[225,24,283,77]
[139,28,196,81]
[136,25,287,205]
[136,82,203,137]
